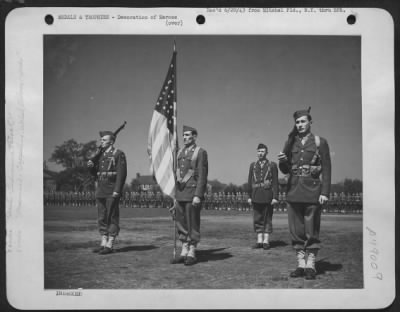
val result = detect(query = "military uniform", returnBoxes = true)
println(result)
[175,145,208,243]
[175,125,208,266]
[248,143,279,249]
[279,107,331,279]
[89,131,127,254]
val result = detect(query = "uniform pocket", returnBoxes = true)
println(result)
[303,177,321,187]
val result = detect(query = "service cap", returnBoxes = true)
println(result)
[183,125,198,135]
[293,106,312,120]
[99,131,115,139]
[257,143,268,150]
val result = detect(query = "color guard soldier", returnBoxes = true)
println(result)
[247,143,279,249]
[278,107,331,280]
[174,125,208,266]
[87,130,127,255]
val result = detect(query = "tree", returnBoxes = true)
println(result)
[50,139,97,168]
[48,139,98,191]
[343,178,363,194]
[208,179,227,193]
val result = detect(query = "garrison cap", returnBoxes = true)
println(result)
[293,106,312,120]
[257,143,268,150]
[99,131,115,139]
[183,125,197,135]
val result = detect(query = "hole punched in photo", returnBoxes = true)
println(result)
[196,15,206,25]
[45,14,54,25]
[347,14,356,25]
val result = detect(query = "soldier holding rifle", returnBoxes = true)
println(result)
[278,108,331,280]
[87,122,127,255]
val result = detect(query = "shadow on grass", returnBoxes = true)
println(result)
[116,245,158,253]
[196,247,233,263]
[316,259,343,274]
[269,240,289,248]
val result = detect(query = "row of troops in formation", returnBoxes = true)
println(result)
[83,107,343,280]
[44,190,363,213]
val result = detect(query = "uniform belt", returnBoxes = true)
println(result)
[97,171,117,180]
[292,165,311,176]
[252,182,271,188]
[97,171,117,176]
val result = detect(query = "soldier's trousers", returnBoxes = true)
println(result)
[287,202,321,250]
[252,203,273,234]
[97,197,120,237]
[176,201,202,244]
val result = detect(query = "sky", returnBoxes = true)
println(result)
[44,35,362,185]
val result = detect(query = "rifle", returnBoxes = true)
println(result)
[282,125,298,159]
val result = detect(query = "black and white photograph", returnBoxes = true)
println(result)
[5,7,395,310]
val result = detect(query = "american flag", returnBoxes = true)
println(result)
[147,49,178,198]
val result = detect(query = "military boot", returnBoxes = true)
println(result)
[305,249,318,280]
[253,233,263,249]
[263,233,270,250]
[176,241,189,263]
[93,234,108,253]
[290,249,306,278]
[184,243,197,266]
[99,235,115,255]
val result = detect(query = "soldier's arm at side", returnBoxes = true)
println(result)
[247,163,253,197]
[194,149,208,199]
[271,162,279,200]
[319,138,331,197]
[114,151,128,195]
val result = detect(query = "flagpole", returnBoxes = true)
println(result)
[172,40,178,262]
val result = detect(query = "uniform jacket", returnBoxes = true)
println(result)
[279,133,331,203]
[90,146,127,198]
[248,159,279,204]
[175,144,208,202]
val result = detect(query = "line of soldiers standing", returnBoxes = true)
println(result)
[44,190,363,213]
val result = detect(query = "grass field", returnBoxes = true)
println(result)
[44,205,363,289]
